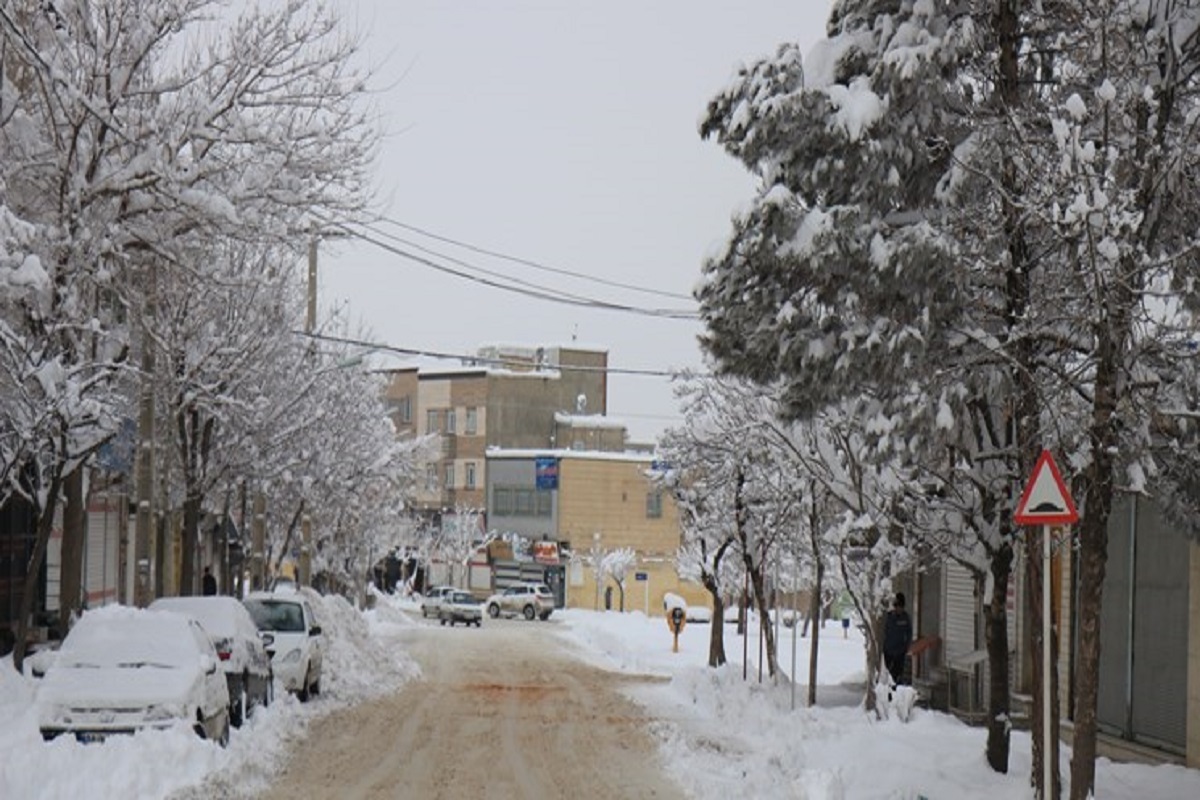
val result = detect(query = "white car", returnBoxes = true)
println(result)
[485,583,555,621]
[150,596,273,727]
[36,606,230,745]
[420,586,456,618]
[242,592,324,700]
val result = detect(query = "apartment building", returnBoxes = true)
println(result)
[382,343,617,516]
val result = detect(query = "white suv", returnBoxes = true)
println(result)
[485,583,555,621]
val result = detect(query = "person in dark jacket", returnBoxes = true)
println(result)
[883,592,912,686]
[202,566,218,596]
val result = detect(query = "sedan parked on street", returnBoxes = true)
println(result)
[150,596,273,726]
[485,583,555,621]
[36,606,230,745]
[438,591,483,627]
[243,592,324,701]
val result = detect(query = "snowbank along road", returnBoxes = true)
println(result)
[258,617,687,800]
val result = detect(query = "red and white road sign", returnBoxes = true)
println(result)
[1014,449,1079,526]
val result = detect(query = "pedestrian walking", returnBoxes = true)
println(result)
[202,566,218,596]
[882,592,912,687]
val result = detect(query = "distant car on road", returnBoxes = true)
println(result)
[243,592,324,701]
[485,583,555,621]
[438,591,483,627]
[150,595,273,727]
[420,586,455,618]
[36,606,230,745]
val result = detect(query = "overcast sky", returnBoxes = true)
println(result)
[321,0,835,441]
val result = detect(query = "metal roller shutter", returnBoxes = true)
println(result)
[1096,496,1132,736]
[944,560,978,659]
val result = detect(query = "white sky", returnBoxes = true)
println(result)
[320,0,835,441]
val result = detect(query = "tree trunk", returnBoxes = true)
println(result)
[702,540,732,668]
[59,467,86,631]
[985,544,1013,773]
[180,491,203,596]
[807,555,824,706]
[13,471,64,672]
[617,581,625,612]
[1071,353,1120,799]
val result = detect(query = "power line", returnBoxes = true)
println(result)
[309,211,700,320]
[376,217,695,302]
[296,330,702,379]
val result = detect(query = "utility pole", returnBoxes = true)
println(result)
[251,492,266,591]
[307,231,318,335]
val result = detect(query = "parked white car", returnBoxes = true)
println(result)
[485,583,555,621]
[242,592,324,701]
[150,596,273,726]
[36,606,230,745]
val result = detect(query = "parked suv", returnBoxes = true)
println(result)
[485,583,555,621]
[438,591,483,627]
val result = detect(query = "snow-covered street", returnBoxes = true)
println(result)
[4,593,1199,799]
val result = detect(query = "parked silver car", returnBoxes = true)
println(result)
[438,591,483,627]
[420,586,455,618]
[485,583,555,621]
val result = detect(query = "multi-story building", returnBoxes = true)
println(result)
[382,343,618,516]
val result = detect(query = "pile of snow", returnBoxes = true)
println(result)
[555,609,1200,800]
[0,589,419,799]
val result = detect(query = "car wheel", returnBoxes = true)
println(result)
[523,604,535,621]
[540,612,551,621]
[488,603,500,618]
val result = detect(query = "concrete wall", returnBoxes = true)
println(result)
[557,457,679,556]
[567,556,709,616]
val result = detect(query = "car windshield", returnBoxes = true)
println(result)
[454,594,478,604]
[243,599,306,633]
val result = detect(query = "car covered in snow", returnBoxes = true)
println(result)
[149,596,273,726]
[36,606,231,745]
[438,591,483,627]
[242,592,324,701]
[484,583,555,621]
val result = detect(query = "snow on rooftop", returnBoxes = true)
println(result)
[553,412,627,429]
[487,447,657,463]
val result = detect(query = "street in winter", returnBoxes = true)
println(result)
[4,1,1200,799]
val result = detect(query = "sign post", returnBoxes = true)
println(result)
[635,571,649,615]
[1014,449,1079,800]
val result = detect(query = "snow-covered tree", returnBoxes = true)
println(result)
[600,546,636,612]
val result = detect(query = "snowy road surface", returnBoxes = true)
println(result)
[256,618,686,799]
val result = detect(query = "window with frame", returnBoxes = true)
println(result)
[444,463,455,489]
[399,395,412,423]
[494,488,513,515]
[465,462,476,489]
[425,465,438,491]
[515,489,534,516]
[646,491,663,518]
[426,409,439,434]
[465,407,478,435]
[535,489,552,517]
[446,408,456,434]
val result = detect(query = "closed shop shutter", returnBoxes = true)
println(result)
[944,560,977,660]
[85,499,120,608]
[1130,499,1188,751]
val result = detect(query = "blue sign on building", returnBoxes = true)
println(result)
[535,457,559,490]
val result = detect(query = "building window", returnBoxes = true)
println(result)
[444,463,455,489]
[426,409,439,434]
[515,488,534,516]
[494,488,513,515]
[425,465,438,491]
[536,489,552,517]
[646,491,663,519]
[466,462,476,489]
[465,407,478,435]
[446,409,456,434]
[399,395,411,423]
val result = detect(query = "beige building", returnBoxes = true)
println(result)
[486,450,708,616]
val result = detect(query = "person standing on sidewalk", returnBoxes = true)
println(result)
[883,592,912,686]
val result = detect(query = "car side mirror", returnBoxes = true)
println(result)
[308,625,322,637]
[199,654,217,675]
[260,632,275,647]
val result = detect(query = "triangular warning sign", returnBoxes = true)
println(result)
[1014,449,1079,526]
